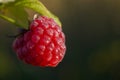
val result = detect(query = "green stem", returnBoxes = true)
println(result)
[0,14,22,27]
[0,0,62,28]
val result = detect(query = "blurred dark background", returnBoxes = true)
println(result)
[1,0,120,80]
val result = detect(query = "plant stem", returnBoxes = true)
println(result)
[0,14,22,27]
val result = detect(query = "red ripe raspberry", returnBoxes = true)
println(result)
[12,16,66,67]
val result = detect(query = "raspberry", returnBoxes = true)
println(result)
[12,16,66,67]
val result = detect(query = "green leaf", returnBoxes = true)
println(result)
[0,0,61,29]
[0,5,28,29]
[15,0,62,27]
[0,0,15,3]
